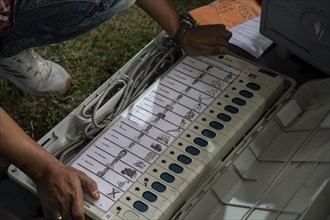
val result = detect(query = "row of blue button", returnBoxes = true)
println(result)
[132,84,259,213]
[133,152,194,212]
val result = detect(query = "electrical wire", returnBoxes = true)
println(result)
[91,79,127,129]
[57,37,181,162]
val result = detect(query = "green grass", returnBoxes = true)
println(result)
[0,1,212,141]
[0,0,214,181]
[1,6,158,140]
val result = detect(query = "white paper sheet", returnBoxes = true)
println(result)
[70,56,240,212]
[229,16,273,58]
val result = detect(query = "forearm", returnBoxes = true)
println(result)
[0,107,59,181]
[135,0,180,38]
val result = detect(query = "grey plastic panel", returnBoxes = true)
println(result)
[176,78,330,220]
[260,0,330,75]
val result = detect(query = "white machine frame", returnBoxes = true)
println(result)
[8,33,330,220]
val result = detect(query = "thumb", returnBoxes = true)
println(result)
[79,172,100,199]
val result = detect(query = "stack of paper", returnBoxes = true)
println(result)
[189,0,273,58]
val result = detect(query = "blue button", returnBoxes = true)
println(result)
[133,201,148,212]
[202,129,216,138]
[177,154,192,165]
[169,163,184,174]
[160,172,175,183]
[209,121,224,130]
[217,113,231,122]
[246,82,260,91]
[143,191,157,202]
[185,146,200,156]
[239,90,253,98]
[151,182,166,192]
[225,105,239,114]
[232,97,246,106]
[193,137,208,147]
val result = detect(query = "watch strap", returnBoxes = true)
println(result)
[171,17,194,46]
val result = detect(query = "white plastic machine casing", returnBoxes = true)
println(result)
[172,78,330,220]
[8,33,330,220]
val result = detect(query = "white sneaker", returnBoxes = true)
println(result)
[0,49,72,96]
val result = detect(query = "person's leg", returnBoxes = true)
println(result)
[0,0,135,96]
[0,0,136,56]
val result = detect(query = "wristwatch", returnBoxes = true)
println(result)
[171,16,195,47]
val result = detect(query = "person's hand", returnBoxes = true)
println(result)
[0,107,99,219]
[34,163,100,220]
[180,24,232,56]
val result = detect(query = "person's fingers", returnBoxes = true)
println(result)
[203,29,231,46]
[224,30,233,41]
[52,210,63,220]
[188,43,229,56]
[70,189,85,220]
[206,46,229,55]
[78,171,100,199]
[216,47,229,55]
[197,24,231,38]
[42,208,52,218]
[211,25,232,41]
[56,198,72,220]
[40,201,58,219]
[201,24,227,31]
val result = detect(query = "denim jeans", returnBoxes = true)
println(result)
[0,0,136,57]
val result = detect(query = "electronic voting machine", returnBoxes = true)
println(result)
[8,33,330,219]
